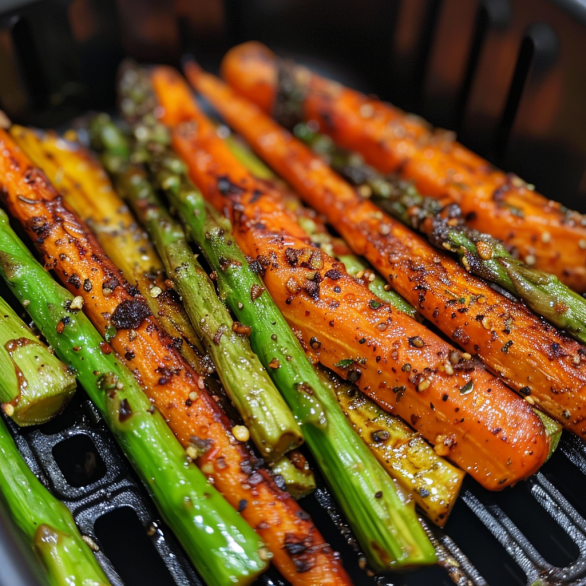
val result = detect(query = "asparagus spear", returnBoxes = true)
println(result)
[316,365,464,527]
[0,296,76,426]
[113,118,437,568]
[9,125,208,376]
[91,126,303,463]
[224,129,419,319]
[294,123,586,345]
[0,209,267,586]
[0,414,111,586]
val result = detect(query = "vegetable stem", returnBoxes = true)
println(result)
[0,414,111,586]
[91,121,303,462]
[0,209,267,586]
[0,296,76,426]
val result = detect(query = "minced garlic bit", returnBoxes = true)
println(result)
[22,299,30,307]
[200,463,214,475]
[232,425,250,442]
[186,446,199,460]
[258,547,273,561]
[3,404,14,417]
[149,286,163,298]
[70,296,84,310]
[188,391,198,401]
[524,254,536,266]
[81,535,100,552]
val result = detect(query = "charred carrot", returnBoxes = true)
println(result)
[292,122,586,345]
[89,115,303,463]
[0,128,352,586]
[116,71,437,569]
[223,130,420,319]
[9,125,208,375]
[187,64,586,441]
[219,41,586,292]
[150,64,549,493]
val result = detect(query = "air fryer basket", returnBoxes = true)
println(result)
[1,1,586,585]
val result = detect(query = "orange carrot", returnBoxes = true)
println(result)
[0,128,351,586]
[220,41,586,292]
[152,65,549,491]
[184,63,586,441]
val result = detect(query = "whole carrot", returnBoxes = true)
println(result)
[186,63,586,440]
[0,128,352,586]
[220,41,586,292]
[150,64,550,491]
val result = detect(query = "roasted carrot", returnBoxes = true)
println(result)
[151,65,549,491]
[8,125,210,376]
[219,41,586,292]
[0,128,352,586]
[185,64,586,440]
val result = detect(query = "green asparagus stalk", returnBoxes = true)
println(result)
[0,296,76,426]
[223,129,420,319]
[0,210,267,586]
[172,176,435,570]
[0,414,111,586]
[294,122,586,345]
[93,129,303,463]
[114,123,437,568]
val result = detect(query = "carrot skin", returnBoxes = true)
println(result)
[220,41,586,292]
[152,66,549,491]
[0,128,350,586]
[186,64,586,442]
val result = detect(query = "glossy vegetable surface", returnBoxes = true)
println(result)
[220,41,586,292]
[91,115,303,463]
[9,125,208,375]
[0,295,76,426]
[0,208,267,586]
[0,128,343,586]
[187,64,586,441]
[151,65,549,493]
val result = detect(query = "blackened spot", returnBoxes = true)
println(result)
[325,269,342,280]
[102,276,120,293]
[83,279,92,292]
[67,273,82,289]
[111,299,151,330]
[285,248,300,266]
[118,399,133,422]
[217,175,245,197]
[304,280,320,300]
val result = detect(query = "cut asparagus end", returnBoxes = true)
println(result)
[271,451,316,499]
[34,525,111,586]
[534,409,563,461]
[0,413,111,586]
[0,296,76,426]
